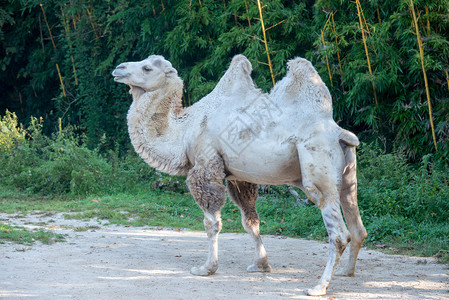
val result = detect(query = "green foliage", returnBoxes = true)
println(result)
[0,111,185,196]
[2,0,447,160]
[311,0,449,161]
[357,142,449,223]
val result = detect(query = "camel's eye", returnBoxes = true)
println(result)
[143,66,152,72]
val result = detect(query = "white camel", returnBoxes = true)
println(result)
[112,54,367,296]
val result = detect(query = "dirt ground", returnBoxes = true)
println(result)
[1,213,448,300]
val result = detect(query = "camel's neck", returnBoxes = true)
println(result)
[127,78,191,175]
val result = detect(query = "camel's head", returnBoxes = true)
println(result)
[112,55,178,96]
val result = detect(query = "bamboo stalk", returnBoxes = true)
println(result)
[72,16,77,30]
[410,0,437,151]
[232,0,238,25]
[331,13,343,76]
[39,3,56,49]
[244,0,251,27]
[55,63,66,97]
[40,3,68,97]
[38,14,45,52]
[425,6,430,36]
[61,8,78,86]
[446,70,449,91]
[69,0,77,29]
[265,19,286,32]
[58,118,62,134]
[71,56,78,86]
[256,0,275,86]
[361,3,378,56]
[331,12,342,77]
[85,7,98,39]
[377,7,382,24]
[256,60,269,66]
[356,0,378,106]
[359,2,371,38]
[321,29,333,86]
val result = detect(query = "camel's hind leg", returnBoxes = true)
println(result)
[336,144,367,277]
[227,180,271,273]
[297,144,351,296]
[187,157,226,276]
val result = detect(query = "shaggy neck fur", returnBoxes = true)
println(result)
[127,76,190,175]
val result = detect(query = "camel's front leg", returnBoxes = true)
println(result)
[187,158,226,276]
[190,211,223,275]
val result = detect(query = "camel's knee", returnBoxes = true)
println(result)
[303,184,323,207]
[342,210,367,246]
[334,235,350,256]
[354,227,367,245]
[204,213,222,237]
[242,215,260,234]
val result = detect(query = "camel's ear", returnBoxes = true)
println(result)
[152,58,177,77]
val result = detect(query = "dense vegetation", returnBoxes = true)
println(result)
[0,1,448,261]
[1,0,448,160]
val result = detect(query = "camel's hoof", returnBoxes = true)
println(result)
[247,263,272,273]
[190,266,216,276]
[304,286,326,297]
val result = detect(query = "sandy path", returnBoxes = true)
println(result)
[1,213,448,299]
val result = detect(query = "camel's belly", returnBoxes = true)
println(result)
[222,140,301,186]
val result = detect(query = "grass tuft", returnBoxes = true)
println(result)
[0,222,66,245]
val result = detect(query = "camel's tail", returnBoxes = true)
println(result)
[339,129,359,147]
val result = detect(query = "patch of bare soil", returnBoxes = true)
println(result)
[1,213,448,299]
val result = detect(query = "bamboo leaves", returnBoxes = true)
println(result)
[1,0,448,160]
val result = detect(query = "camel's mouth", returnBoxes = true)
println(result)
[113,76,126,82]
[112,68,130,83]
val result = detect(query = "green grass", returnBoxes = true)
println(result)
[0,184,241,232]
[1,184,447,264]
[0,222,66,245]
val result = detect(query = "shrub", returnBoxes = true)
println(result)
[0,113,188,196]
[357,142,449,223]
